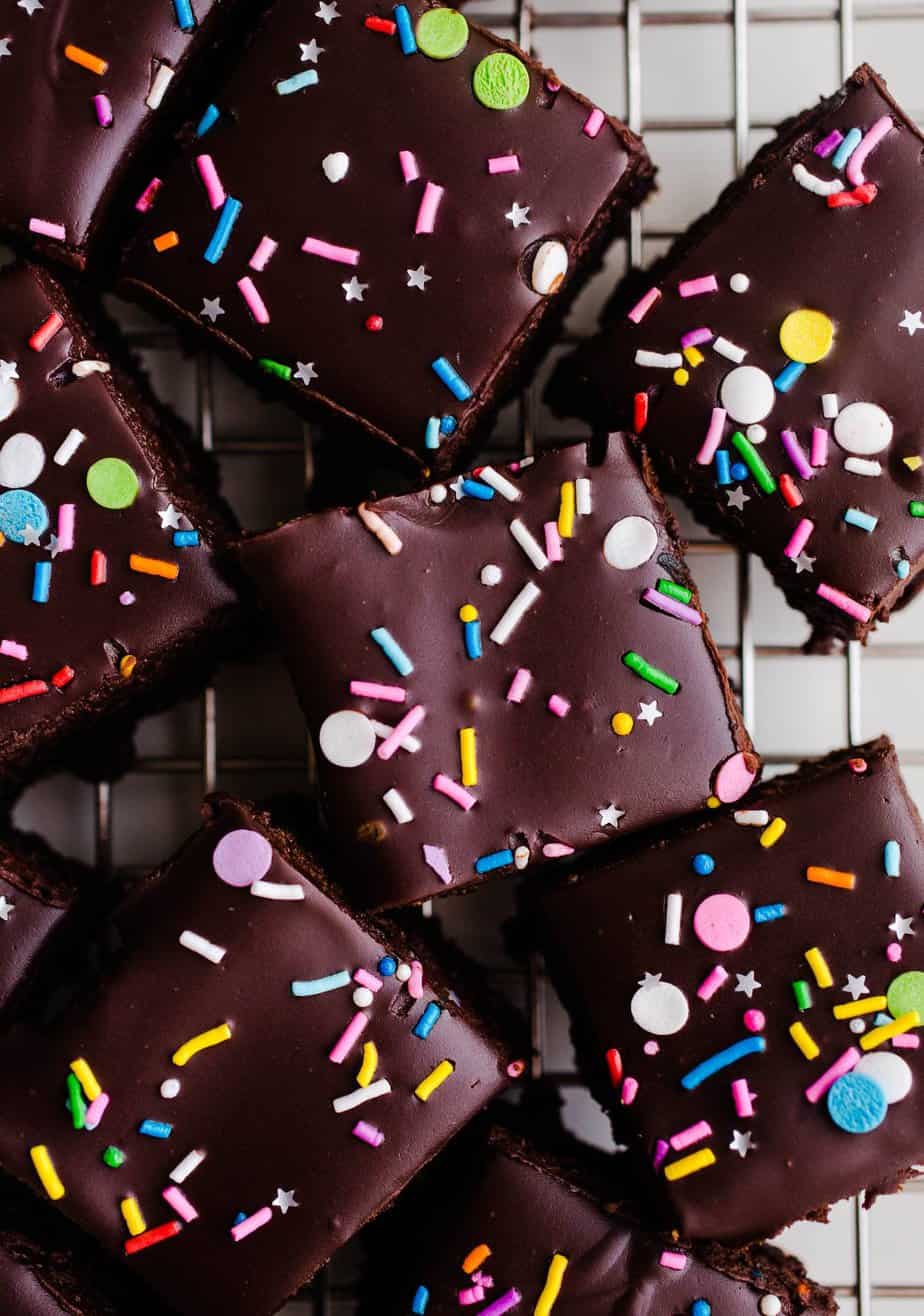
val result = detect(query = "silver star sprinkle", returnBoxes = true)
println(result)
[449,476,467,500]
[295,361,318,386]
[315,1,340,23]
[726,485,750,511]
[272,1187,299,1214]
[889,913,915,940]
[300,38,323,61]
[406,264,431,291]
[21,524,41,547]
[638,972,662,989]
[729,1129,756,1158]
[734,970,761,998]
[0,38,11,58]
[159,504,182,531]
[598,803,625,829]
[47,533,61,559]
[505,202,531,229]
[899,309,924,336]
[843,973,869,1001]
[637,700,662,727]
[17,0,43,13]
[0,360,19,385]
[342,276,368,303]
[0,896,14,921]
[793,552,815,574]
[200,297,224,323]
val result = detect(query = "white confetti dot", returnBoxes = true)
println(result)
[430,484,447,504]
[855,1051,912,1104]
[530,240,568,295]
[352,986,374,1008]
[0,377,18,423]
[849,1018,866,1034]
[730,272,750,293]
[630,977,689,1036]
[481,563,502,586]
[395,962,412,982]
[719,365,775,425]
[0,433,45,488]
[322,151,350,183]
[759,1298,782,1316]
[746,423,766,444]
[160,1078,181,1100]
[833,401,893,455]
[602,516,658,570]
[318,709,377,768]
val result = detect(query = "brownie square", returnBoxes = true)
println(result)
[237,436,754,910]
[118,0,654,475]
[549,66,924,641]
[0,263,241,793]
[532,736,924,1242]
[0,795,515,1316]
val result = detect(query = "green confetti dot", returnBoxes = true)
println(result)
[86,457,139,510]
[416,7,469,60]
[472,51,530,111]
[887,970,924,1020]
[102,1145,126,1168]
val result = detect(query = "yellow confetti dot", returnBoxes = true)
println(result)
[706,795,721,809]
[683,346,704,367]
[904,455,923,472]
[673,368,690,386]
[611,711,634,736]
[119,655,137,679]
[459,603,478,623]
[779,308,834,364]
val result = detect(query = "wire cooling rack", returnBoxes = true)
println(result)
[13,2,924,1312]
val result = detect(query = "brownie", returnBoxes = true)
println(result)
[548,65,924,642]
[362,1127,836,1316]
[236,435,755,911]
[0,262,242,794]
[531,736,924,1242]
[0,0,249,269]
[0,794,517,1316]
[118,0,654,476]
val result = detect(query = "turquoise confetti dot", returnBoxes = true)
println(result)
[827,1072,887,1134]
[0,489,48,543]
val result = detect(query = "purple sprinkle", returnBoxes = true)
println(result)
[119,591,136,606]
[780,429,814,481]
[653,1137,670,1169]
[680,327,713,349]
[814,129,844,159]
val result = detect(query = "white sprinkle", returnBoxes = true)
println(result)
[332,1078,392,1113]
[251,880,305,901]
[729,272,750,293]
[713,336,747,364]
[370,719,421,753]
[395,963,412,982]
[477,465,521,502]
[509,518,549,571]
[792,162,845,197]
[635,350,683,369]
[490,581,542,646]
[146,61,175,110]
[665,892,683,946]
[430,484,447,505]
[170,1149,206,1185]
[822,393,839,419]
[383,788,413,824]
[54,428,86,466]
[480,563,502,587]
[160,1078,181,1100]
[844,456,882,477]
[179,930,226,964]
[733,810,770,827]
[358,503,402,555]
[353,986,374,1008]
[746,424,766,444]
[575,477,592,515]
[514,845,530,870]
[71,360,110,378]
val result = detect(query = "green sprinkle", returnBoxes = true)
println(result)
[656,579,693,605]
[102,1145,126,1169]
[472,51,530,111]
[909,500,924,518]
[622,650,680,696]
[731,431,777,495]
[416,7,469,59]
[66,1072,86,1130]
[792,979,813,1011]
[258,358,293,381]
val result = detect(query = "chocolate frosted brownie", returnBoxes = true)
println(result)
[119,0,654,474]
[532,737,924,1241]
[0,795,516,1316]
[237,436,754,910]
[549,66,924,641]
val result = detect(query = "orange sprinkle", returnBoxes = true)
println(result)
[462,1244,491,1275]
[129,554,179,581]
[806,865,856,891]
[64,44,108,76]
[153,230,180,253]
[119,654,137,679]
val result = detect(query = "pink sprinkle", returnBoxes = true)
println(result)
[83,1092,109,1130]
[731,1078,755,1118]
[249,235,278,271]
[349,680,406,703]
[0,640,28,662]
[743,1009,765,1033]
[195,154,226,210]
[352,1120,385,1147]
[94,94,113,127]
[432,773,477,811]
[680,327,713,349]
[696,407,727,465]
[230,1206,272,1243]
[422,843,452,885]
[353,968,383,992]
[893,1033,920,1049]
[542,842,574,859]
[407,960,424,1000]
[119,591,136,606]
[488,154,520,175]
[814,129,843,158]
[621,1076,638,1105]
[627,286,661,324]
[163,1185,199,1223]
[377,704,426,760]
[678,275,718,298]
[652,1138,670,1169]
[659,1250,688,1272]
[643,1040,659,1056]
[56,504,75,552]
[135,178,162,212]
[784,519,815,560]
[583,107,605,138]
[29,218,66,241]
[329,1011,368,1064]
[459,1287,485,1306]
[670,1119,712,1151]
[415,181,444,235]
[547,694,570,717]
[544,522,562,562]
[846,114,893,186]
[506,668,532,704]
[697,965,729,1001]
[810,427,829,467]
[816,583,871,624]
[399,150,420,183]
[302,235,360,265]
[237,276,270,325]
[780,429,814,480]
[642,587,702,626]
[805,1047,860,1104]
[887,941,903,963]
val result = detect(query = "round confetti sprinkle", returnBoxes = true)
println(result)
[886,969,924,1020]
[691,1303,712,1316]
[365,315,384,333]
[729,462,748,482]
[630,977,690,1036]
[395,962,412,983]
[746,424,767,444]
[86,456,140,509]
[719,365,776,425]
[692,853,715,876]
[378,956,397,977]
[706,795,721,809]
[855,1052,913,1104]
[602,515,658,570]
[506,1059,526,1078]
[849,1018,867,1035]
[318,709,377,768]
[611,711,634,736]
[713,751,758,803]
[693,893,750,952]
[887,942,903,964]
[673,368,690,386]
[833,401,893,455]
[530,240,568,295]
[827,1071,887,1134]
[779,308,834,364]
[353,986,374,1008]
[729,273,749,294]
[481,563,502,586]
[0,489,48,543]
[102,1146,125,1169]
[0,376,19,423]
[758,1300,782,1316]
[416,6,469,59]
[160,1078,181,1100]
[322,151,350,183]
[212,828,273,888]
[430,485,447,504]
[643,1039,660,1056]
[0,432,44,488]
[743,1009,765,1033]
[472,51,530,111]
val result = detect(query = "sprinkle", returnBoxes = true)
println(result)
[884,840,901,877]
[509,518,549,571]
[627,287,660,324]
[735,809,770,826]
[124,1222,182,1255]
[415,182,444,235]
[663,892,683,946]
[860,1010,920,1052]
[195,154,226,209]
[806,864,856,890]
[731,1078,755,1117]
[821,393,839,419]
[66,1073,86,1129]
[32,561,51,604]
[0,680,47,706]
[780,429,813,480]
[844,507,878,533]
[370,627,413,676]
[204,196,242,264]
[413,1287,430,1315]
[173,531,199,548]
[0,640,26,661]
[82,1091,108,1132]
[792,162,844,196]
[827,181,878,208]
[583,106,605,138]
[910,501,924,518]
[276,69,319,95]
[153,228,181,253]
[352,1120,385,1147]
[258,358,292,380]
[394,4,417,53]
[641,587,702,626]
[292,970,351,997]
[621,1077,639,1105]
[432,357,472,402]
[30,1146,65,1200]
[715,450,731,486]
[490,582,541,645]
[422,843,452,884]
[139,1119,173,1139]
[231,1206,273,1243]
[804,947,833,989]
[792,980,813,1011]
[816,583,871,625]
[129,554,179,581]
[478,466,521,502]
[698,966,729,1001]
[102,1146,125,1169]
[833,996,887,1020]
[146,61,175,109]
[350,680,405,703]
[779,474,802,509]
[249,236,278,273]
[534,1255,568,1316]
[804,1047,860,1104]
[845,457,882,477]
[54,429,86,466]
[173,0,197,29]
[121,1197,147,1237]
[234,274,271,324]
[93,93,113,127]
[356,1041,379,1089]
[832,126,863,170]
[633,393,648,431]
[547,694,570,718]
[635,350,682,369]
[680,1036,766,1090]
[622,651,679,696]
[358,503,403,555]
[663,1148,716,1181]
[365,14,396,32]
[679,275,718,298]
[29,312,65,352]
[196,103,220,136]
[671,1119,713,1151]
[433,773,476,811]
[425,418,440,451]
[731,431,776,494]
[399,150,420,182]
[713,336,746,363]
[789,1021,820,1060]
[696,408,726,465]
[378,704,426,760]
[810,427,829,467]
[784,519,814,560]
[64,44,108,75]
[135,177,163,213]
[455,725,478,788]
[904,455,923,472]
[251,880,303,900]
[575,477,592,516]
[461,479,493,501]
[846,115,893,185]
[329,1012,368,1064]
[414,1059,454,1102]
[70,1057,102,1102]
[29,218,67,245]
[413,1002,443,1040]
[172,1022,232,1067]
[488,154,520,174]
[557,482,575,538]
[170,1149,206,1185]
[506,668,532,703]
[815,129,843,158]
[178,930,226,964]
[162,1185,198,1224]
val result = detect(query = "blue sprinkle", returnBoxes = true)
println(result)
[461,479,494,500]
[0,490,48,544]
[440,416,457,436]
[412,1287,430,1315]
[276,69,319,96]
[827,1071,887,1134]
[204,196,242,264]
[173,530,200,547]
[714,449,731,485]
[463,619,482,660]
[424,417,440,451]
[680,1036,766,1091]
[884,840,901,878]
[474,849,514,875]
[691,1303,712,1316]
[432,357,472,402]
[730,461,748,482]
[394,4,417,54]
[32,561,51,605]
[875,1012,891,1026]
[773,360,806,393]
[291,970,352,997]
[138,1119,173,1139]
[196,103,220,137]
[844,507,878,534]
[412,1002,442,1040]
[371,627,414,677]
[692,853,715,876]
[232,1211,247,1227]
[896,558,910,580]
[832,126,863,171]
[378,956,398,977]
[753,903,787,923]
[173,0,196,32]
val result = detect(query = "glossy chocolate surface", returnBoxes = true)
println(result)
[0,838,73,1015]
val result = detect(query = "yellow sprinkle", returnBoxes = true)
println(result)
[153,230,180,253]
[611,711,634,736]
[833,996,888,1020]
[760,817,787,848]
[69,1057,101,1102]
[558,482,575,539]
[806,865,855,891]
[459,726,477,787]
[414,1059,455,1102]
[119,654,137,679]
[904,455,923,472]
[706,795,720,809]
[462,1244,491,1275]
[459,604,478,623]
[673,367,689,386]
[683,346,704,367]
[121,1196,147,1237]
[0,532,6,547]
[805,947,833,989]
[663,1147,716,1181]
[789,1021,820,1060]
[172,1022,232,1068]
[356,1041,378,1089]
[64,44,108,75]
[860,1010,921,1052]
[30,1146,65,1200]
[534,1253,569,1316]
[129,553,179,580]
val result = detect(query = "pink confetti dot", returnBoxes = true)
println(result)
[744,1009,766,1033]
[212,828,273,887]
[693,893,751,952]
[643,1040,660,1056]
[506,1060,525,1079]
[887,942,903,962]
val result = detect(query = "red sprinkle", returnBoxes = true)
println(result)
[848,757,868,775]
[364,14,396,33]
[124,1221,182,1256]
[365,315,384,333]
[827,182,878,209]
[605,1047,623,1087]
[29,312,64,353]
[633,392,649,433]
[0,679,48,706]
[90,549,107,586]
[779,473,803,508]
[51,666,75,689]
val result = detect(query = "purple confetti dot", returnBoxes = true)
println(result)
[212,828,273,887]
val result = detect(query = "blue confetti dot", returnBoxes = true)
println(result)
[896,559,910,580]
[377,956,397,977]
[730,461,749,482]
[692,852,715,876]
[0,489,48,543]
[691,1303,712,1316]
[827,1071,887,1134]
